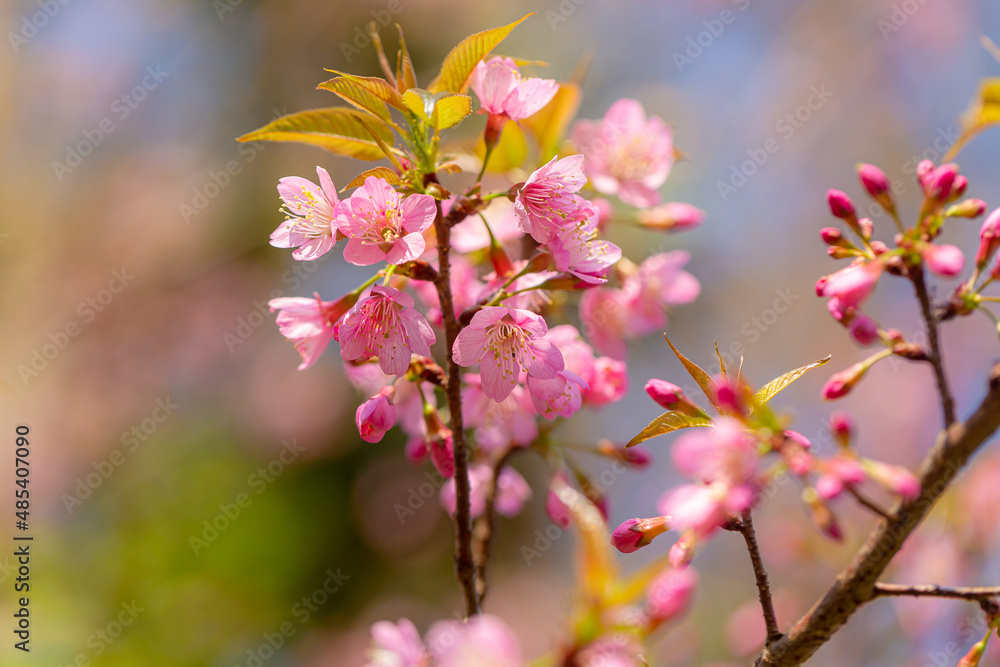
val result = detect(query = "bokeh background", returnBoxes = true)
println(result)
[2,0,1000,665]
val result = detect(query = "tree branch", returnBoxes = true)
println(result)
[871,583,1000,601]
[473,448,518,607]
[845,487,893,520]
[736,513,783,644]
[754,362,1000,666]
[429,182,479,617]
[910,266,957,428]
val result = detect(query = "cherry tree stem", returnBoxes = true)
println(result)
[737,514,783,644]
[871,584,1000,601]
[911,266,957,428]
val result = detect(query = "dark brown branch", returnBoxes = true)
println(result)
[846,487,893,520]
[910,266,957,428]
[871,583,1000,601]
[429,180,479,617]
[473,448,518,607]
[737,513,783,645]
[754,363,1000,666]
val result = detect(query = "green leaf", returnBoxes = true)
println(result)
[715,341,727,376]
[237,107,394,160]
[342,167,400,191]
[317,78,391,122]
[434,94,472,129]
[663,335,719,408]
[429,13,533,94]
[627,410,712,448]
[321,71,405,109]
[752,355,832,410]
[402,88,434,123]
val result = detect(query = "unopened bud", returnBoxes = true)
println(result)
[829,412,854,447]
[922,243,966,277]
[645,567,697,631]
[669,531,696,568]
[611,516,671,553]
[599,441,652,469]
[822,361,870,400]
[857,163,890,200]
[975,208,1000,268]
[827,189,859,232]
[862,459,920,500]
[945,198,987,219]
[637,202,706,232]
[804,488,843,542]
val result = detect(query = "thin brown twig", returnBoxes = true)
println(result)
[429,178,479,617]
[910,266,957,428]
[871,583,1000,601]
[473,448,518,607]
[736,513,783,645]
[846,487,893,520]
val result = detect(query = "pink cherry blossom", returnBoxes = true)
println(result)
[645,379,685,408]
[622,251,701,340]
[337,176,436,265]
[461,374,538,453]
[269,294,346,370]
[637,201,706,231]
[922,243,965,277]
[365,618,427,667]
[848,311,879,346]
[645,567,697,627]
[975,207,1000,266]
[584,356,629,406]
[339,286,436,377]
[429,435,454,478]
[426,614,522,667]
[571,98,674,208]
[470,56,558,121]
[545,471,573,529]
[440,464,532,520]
[819,261,881,309]
[495,467,532,517]
[815,456,867,500]
[580,286,631,359]
[356,387,396,443]
[612,516,670,553]
[270,166,341,261]
[453,307,564,402]
[344,364,434,439]
[671,418,757,486]
[527,369,588,419]
[545,202,623,284]
[513,154,588,243]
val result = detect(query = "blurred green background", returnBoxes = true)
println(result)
[2,0,1000,665]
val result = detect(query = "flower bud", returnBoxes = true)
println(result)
[599,441,652,469]
[848,311,879,346]
[429,435,455,479]
[545,471,572,529]
[645,379,684,408]
[611,516,671,553]
[975,207,1000,268]
[669,531,696,568]
[405,436,429,464]
[356,387,396,443]
[820,262,881,308]
[637,202,706,232]
[863,459,920,500]
[945,198,987,218]
[916,159,935,186]
[858,217,874,240]
[822,361,871,400]
[923,243,965,277]
[645,567,697,630]
[952,174,968,199]
[827,189,859,233]
[924,163,958,200]
[820,227,846,246]
[829,412,854,447]
[803,488,843,542]
[857,163,890,201]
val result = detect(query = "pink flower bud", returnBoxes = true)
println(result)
[356,387,396,443]
[945,198,987,218]
[849,311,879,346]
[820,227,845,246]
[859,217,874,239]
[805,491,842,542]
[637,202,706,232]
[669,532,695,568]
[822,361,869,400]
[429,436,455,479]
[924,163,958,200]
[600,441,653,469]
[922,243,965,277]
[645,379,684,408]
[815,276,829,297]
[952,175,968,198]
[712,376,746,416]
[829,412,854,446]
[827,189,857,221]
[975,207,1000,267]
[404,436,429,464]
[820,262,881,308]
[645,567,697,629]
[916,159,935,187]
[863,460,920,500]
[545,472,572,529]
[857,163,890,199]
[611,516,671,553]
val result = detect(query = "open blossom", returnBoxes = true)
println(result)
[337,176,436,265]
[453,307,564,402]
[426,615,522,667]
[645,567,697,628]
[270,166,341,261]
[269,294,348,370]
[441,465,531,519]
[527,369,588,419]
[545,202,623,283]
[365,618,427,667]
[339,286,436,377]
[470,56,558,121]
[513,154,588,243]
[818,261,881,309]
[571,98,674,208]
[462,374,538,453]
[356,387,396,443]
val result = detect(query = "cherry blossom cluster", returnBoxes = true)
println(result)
[817,161,1000,398]
[612,370,920,562]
